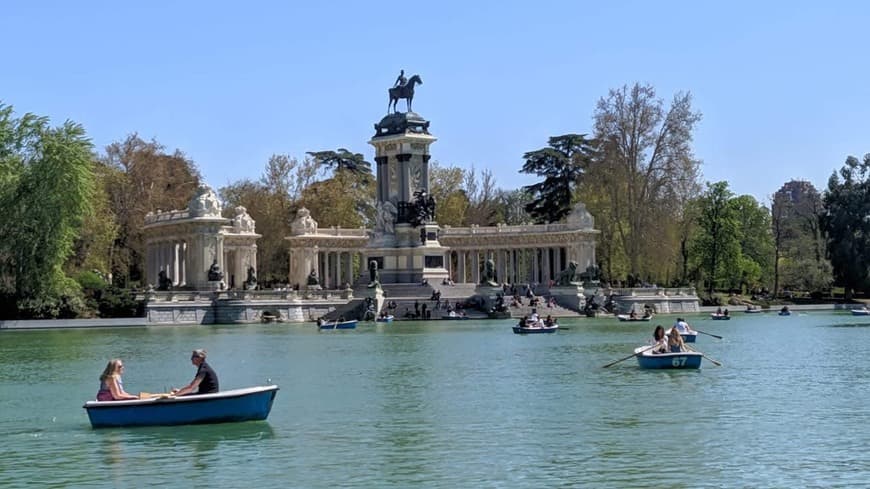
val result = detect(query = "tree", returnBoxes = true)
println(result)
[690,182,741,296]
[305,148,376,227]
[520,134,598,223]
[773,181,832,296]
[0,103,95,318]
[220,154,318,285]
[464,165,500,226]
[592,83,702,280]
[729,195,774,292]
[101,134,200,286]
[494,188,532,225]
[821,155,870,300]
[306,149,372,180]
[428,161,469,226]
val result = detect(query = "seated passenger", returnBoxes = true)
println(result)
[668,327,685,353]
[96,359,139,401]
[650,325,668,354]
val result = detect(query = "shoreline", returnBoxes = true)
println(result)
[0,303,861,331]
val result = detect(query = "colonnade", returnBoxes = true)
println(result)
[445,243,595,285]
[315,250,365,289]
[147,240,188,286]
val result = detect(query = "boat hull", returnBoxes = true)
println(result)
[617,315,652,322]
[83,385,278,428]
[851,309,870,316]
[375,316,394,323]
[634,349,702,369]
[319,320,357,329]
[711,314,731,320]
[681,332,697,343]
[512,325,558,334]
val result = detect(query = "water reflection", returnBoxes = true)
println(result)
[98,422,275,477]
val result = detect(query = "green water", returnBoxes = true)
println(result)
[2,312,870,488]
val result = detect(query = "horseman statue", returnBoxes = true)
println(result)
[388,70,423,114]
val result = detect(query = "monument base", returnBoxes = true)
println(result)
[549,284,586,311]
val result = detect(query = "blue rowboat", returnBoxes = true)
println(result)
[318,320,357,329]
[83,385,279,428]
[634,347,702,369]
[376,315,394,323]
[679,331,697,343]
[513,324,558,334]
[710,313,731,320]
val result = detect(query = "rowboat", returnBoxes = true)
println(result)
[744,308,764,314]
[851,308,870,316]
[778,308,791,316]
[375,315,394,323]
[634,347,702,369]
[318,319,357,329]
[677,331,697,343]
[710,313,731,320]
[513,324,558,334]
[83,385,279,428]
[617,314,653,322]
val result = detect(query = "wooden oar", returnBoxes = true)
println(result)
[694,329,723,339]
[602,344,656,368]
[685,345,723,366]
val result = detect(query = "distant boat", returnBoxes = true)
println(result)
[513,323,558,334]
[744,308,764,314]
[634,347,702,369]
[710,313,731,320]
[617,314,653,322]
[375,315,394,323]
[778,307,791,316]
[83,385,279,428]
[318,319,357,330]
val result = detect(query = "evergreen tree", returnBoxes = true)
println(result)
[520,134,597,223]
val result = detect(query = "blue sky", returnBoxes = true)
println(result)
[2,1,868,203]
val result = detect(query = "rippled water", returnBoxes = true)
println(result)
[2,312,870,488]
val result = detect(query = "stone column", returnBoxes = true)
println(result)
[344,252,353,286]
[472,250,480,284]
[457,251,466,283]
[542,248,551,285]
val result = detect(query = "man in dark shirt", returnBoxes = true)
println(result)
[171,349,219,396]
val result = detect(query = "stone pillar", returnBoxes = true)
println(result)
[472,250,480,284]
[458,251,466,283]
[542,247,551,285]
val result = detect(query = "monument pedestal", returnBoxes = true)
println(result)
[549,284,586,311]
[368,223,449,284]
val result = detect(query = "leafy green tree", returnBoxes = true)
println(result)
[821,155,870,300]
[428,161,469,226]
[729,195,774,292]
[0,103,95,318]
[690,181,741,296]
[520,134,598,223]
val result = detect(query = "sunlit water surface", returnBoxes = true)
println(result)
[3,312,870,488]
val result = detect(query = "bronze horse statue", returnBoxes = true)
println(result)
[388,74,423,113]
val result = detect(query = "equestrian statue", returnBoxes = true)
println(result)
[388,70,423,113]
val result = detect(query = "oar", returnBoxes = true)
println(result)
[694,329,723,340]
[685,345,723,366]
[602,344,656,368]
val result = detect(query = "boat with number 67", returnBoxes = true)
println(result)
[634,346,702,369]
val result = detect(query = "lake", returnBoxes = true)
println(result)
[2,311,870,488]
